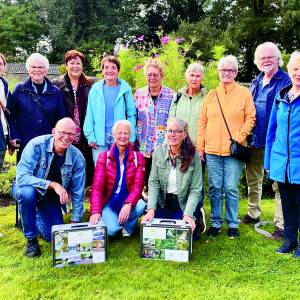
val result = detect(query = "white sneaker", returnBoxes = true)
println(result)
[121,227,131,237]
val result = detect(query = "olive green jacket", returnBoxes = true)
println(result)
[148,144,202,217]
[169,86,206,146]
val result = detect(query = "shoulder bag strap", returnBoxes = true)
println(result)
[123,93,128,120]
[29,91,55,128]
[215,91,233,141]
[174,92,182,116]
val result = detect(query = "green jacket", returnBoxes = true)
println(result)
[148,144,202,217]
[169,86,206,145]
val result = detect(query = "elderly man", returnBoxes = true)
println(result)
[7,53,66,162]
[242,42,291,240]
[12,118,86,257]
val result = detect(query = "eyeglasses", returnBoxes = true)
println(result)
[166,129,184,135]
[57,131,78,138]
[147,73,160,78]
[259,56,277,61]
[29,66,45,70]
[219,69,236,74]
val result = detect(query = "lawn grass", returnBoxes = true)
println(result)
[0,199,299,300]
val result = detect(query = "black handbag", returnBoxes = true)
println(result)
[215,92,252,163]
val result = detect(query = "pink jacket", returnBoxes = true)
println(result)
[90,143,146,215]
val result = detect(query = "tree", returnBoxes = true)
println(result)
[0,1,44,60]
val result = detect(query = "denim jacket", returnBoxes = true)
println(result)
[16,134,86,222]
[249,68,291,148]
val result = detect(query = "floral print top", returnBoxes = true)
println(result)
[135,85,175,157]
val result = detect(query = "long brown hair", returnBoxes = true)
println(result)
[167,118,196,172]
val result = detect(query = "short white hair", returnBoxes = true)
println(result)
[185,62,204,77]
[218,55,238,72]
[26,53,49,71]
[254,42,283,67]
[287,50,300,71]
[112,120,131,137]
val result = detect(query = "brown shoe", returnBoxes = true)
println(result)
[241,214,260,224]
[269,227,284,240]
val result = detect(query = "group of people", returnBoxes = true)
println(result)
[1,41,300,259]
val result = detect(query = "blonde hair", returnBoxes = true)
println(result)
[144,59,164,77]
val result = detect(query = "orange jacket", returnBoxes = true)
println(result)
[197,82,256,156]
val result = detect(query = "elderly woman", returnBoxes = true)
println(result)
[169,62,207,234]
[197,55,256,239]
[142,118,202,231]
[90,120,146,237]
[0,52,10,172]
[53,50,94,185]
[84,56,136,165]
[135,59,175,189]
[7,53,66,162]
[265,51,300,257]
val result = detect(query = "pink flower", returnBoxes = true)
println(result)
[137,35,144,41]
[161,36,169,45]
[133,64,143,72]
[175,37,185,44]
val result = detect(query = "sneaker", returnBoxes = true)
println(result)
[241,214,260,224]
[276,239,298,254]
[228,228,239,239]
[207,226,222,237]
[121,227,131,237]
[293,244,300,258]
[269,227,284,241]
[25,238,41,257]
[196,207,206,235]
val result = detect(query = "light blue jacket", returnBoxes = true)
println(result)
[83,79,136,145]
[264,84,300,184]
[16,134,86,222]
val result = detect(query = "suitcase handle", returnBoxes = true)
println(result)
[70,224,89,229]
[159,219,176,224]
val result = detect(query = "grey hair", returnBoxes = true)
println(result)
[254,42,283,67]
[287,50,300,71]
[167,117,188,132]
[218,55,238,72]
[112,120,131,138]
[26,53,49,71]
[185,62,204,78]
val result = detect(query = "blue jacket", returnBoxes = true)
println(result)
[0,77,10,151]
[264,84,300,184]
[16,134,86,222]
[83,79,136,145]
[7,77,66,150]
[250,68,291,148]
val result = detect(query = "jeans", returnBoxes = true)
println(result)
[92,131,114,165]
[12,184,63,242]
[277,182,300,243]
[206,154,243,228]
[102,199,146,236]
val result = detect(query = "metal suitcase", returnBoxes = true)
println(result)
[51,222,107,268]
[140,218,192,262]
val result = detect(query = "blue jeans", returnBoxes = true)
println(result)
[206,154,243,228]
[12,184,63,242]
[278,182,300,243]
[92,132,114,165]
[102,199,146,236]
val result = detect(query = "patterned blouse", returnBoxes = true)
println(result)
[135,85,175,157]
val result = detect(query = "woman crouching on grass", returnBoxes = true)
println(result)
[142,118,202,233]
[89,120,146,237]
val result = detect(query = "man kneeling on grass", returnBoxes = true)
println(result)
[12,118,86,257]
